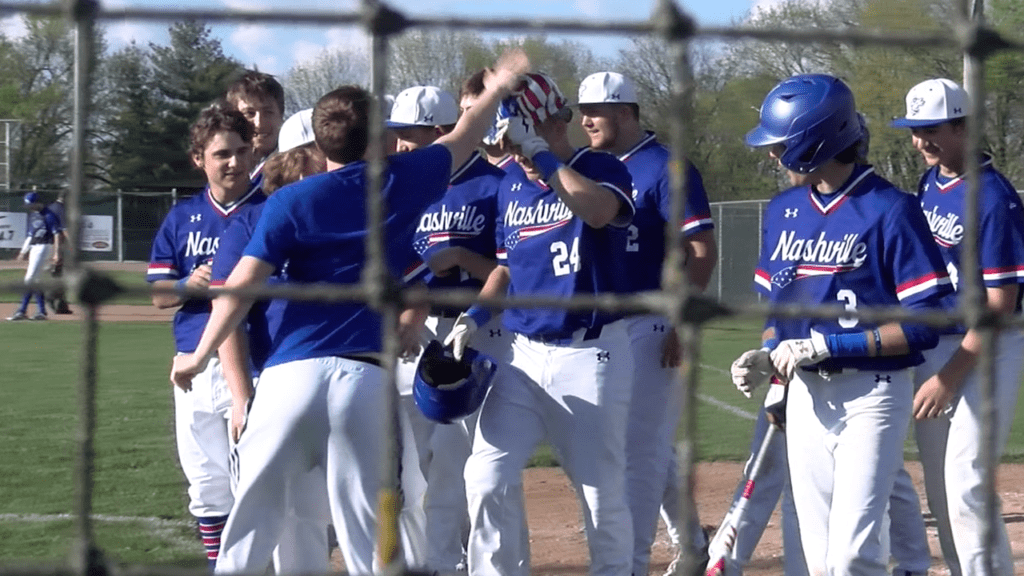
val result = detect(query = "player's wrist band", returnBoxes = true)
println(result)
[760,336,780,352]
[825,332,869,358]
[175,277,189,292]
[872,328,883,355]
[531,150,564,181]
[465,305,492,328]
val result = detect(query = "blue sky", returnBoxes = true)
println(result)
[3,0,777,76]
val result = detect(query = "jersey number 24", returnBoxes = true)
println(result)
[551,238,581,276]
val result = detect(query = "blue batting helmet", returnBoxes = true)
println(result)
[413,340,497,424]
[745,74,862,174]
[23,191,39,205]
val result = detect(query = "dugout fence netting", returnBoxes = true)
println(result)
[0,0,1019,574]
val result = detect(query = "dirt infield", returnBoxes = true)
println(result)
[6,260,1023,574]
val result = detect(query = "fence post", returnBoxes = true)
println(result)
[171,187,177,206]
[716,203,723,302]
[116,189,123,262]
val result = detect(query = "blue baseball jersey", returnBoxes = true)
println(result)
[917,156,1024,330]
[27,207,62,245]
[405,151,503,290]
[497,148,635,337]
[210,202,281,374]
[494,154,515,172]
[753,165,952,371]
[614,132,714,292]
[242,144,453,367]
[147,187,265,353]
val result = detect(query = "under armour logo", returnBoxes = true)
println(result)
[953,107,962,114]
[489,329,502,337]
[875,374,891,383]
[511,183,523,192]
[784,208,798,218]
[653,324,666,332]
[597,351,610,362]
[608,92,620,100]
[909,96,926,115]
[423,113,433,123]
[190,214,202,223]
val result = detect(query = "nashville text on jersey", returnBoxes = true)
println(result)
[416,204,487,235]
[185,230,220,259]
[504,198,574,227]
[922,205,963,247]
[771,230,867,267]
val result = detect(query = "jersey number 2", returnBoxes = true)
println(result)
[625,225,639,252]
[551,239,580,276]
[837,289,858,328]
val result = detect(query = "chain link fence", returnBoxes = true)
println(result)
[0,0,1019,575]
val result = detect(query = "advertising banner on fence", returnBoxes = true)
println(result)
[0,212,112,252]
[81,215,113,252]
[0,211,26,249]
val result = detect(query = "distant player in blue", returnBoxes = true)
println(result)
[576,71,717,576]
[147,103,261,568]
[386,84,512,573]
[44,193,72,315]
[170,51,529,575]
[731,74,952,576]
[7,192,63,321]
[444,73,637,576]
[893,78,1024,576]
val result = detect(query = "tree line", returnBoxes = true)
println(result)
[2,0,1023,200]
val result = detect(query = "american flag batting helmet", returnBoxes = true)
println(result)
[516,73,568,126]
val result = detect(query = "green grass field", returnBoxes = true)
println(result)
[0,269,155,307]
[1,317,1022,566]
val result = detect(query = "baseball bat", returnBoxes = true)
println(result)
[704,422,780,576]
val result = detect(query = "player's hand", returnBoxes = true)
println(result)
[661,327,682,368]
[187,264,212,291]
[170,353,209,392]
[485,49,530,96]
[443,313,479,361]
[503,114,549,159]
[770,331,831,381]
[730,348,774,398]
[230,401,249,443]
[913,373,958,420]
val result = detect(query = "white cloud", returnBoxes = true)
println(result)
[0,14,27,40]
[325,26,368,52]
[230,24,275,59]
[573,0,604,18]
[103,21,153,48]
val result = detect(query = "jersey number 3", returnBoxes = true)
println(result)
[837,289,859,328]
[551,239,581,276]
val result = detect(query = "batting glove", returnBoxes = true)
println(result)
[502,113,549,159]
[443,313,479,361]
[770,330,831,381]
[730,348,774,398]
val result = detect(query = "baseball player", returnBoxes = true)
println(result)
[445,72,636,576]
[576,71,717,576]
[169,51,529,575]
[225,70,285,193]
[732,73,953,576]
[209,107,333,574]
[44,193,72,315]
[147,103,262,568]
[716,113,933,576]
[7,192,63,321]
[387,84,512,573]
[893,78,1024,576]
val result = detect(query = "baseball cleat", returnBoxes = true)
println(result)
[31,312,48,321]
[6,311,28,321]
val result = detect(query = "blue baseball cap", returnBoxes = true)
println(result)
[23,192,39,205]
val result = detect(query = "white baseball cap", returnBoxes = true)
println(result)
[278,108,314,153]
[577,72,638,105]
[891,78,968,128]
[383,94,396,119]
[386,86,458,129]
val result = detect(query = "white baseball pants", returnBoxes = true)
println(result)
[913,330,1024,576]
[395,314,514,572]
[465,319,634,576]
[623,314,702,576]
[24,243,53,282]
[215,356,386,575]
[786,368,912,576]
[173,355,234,518]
